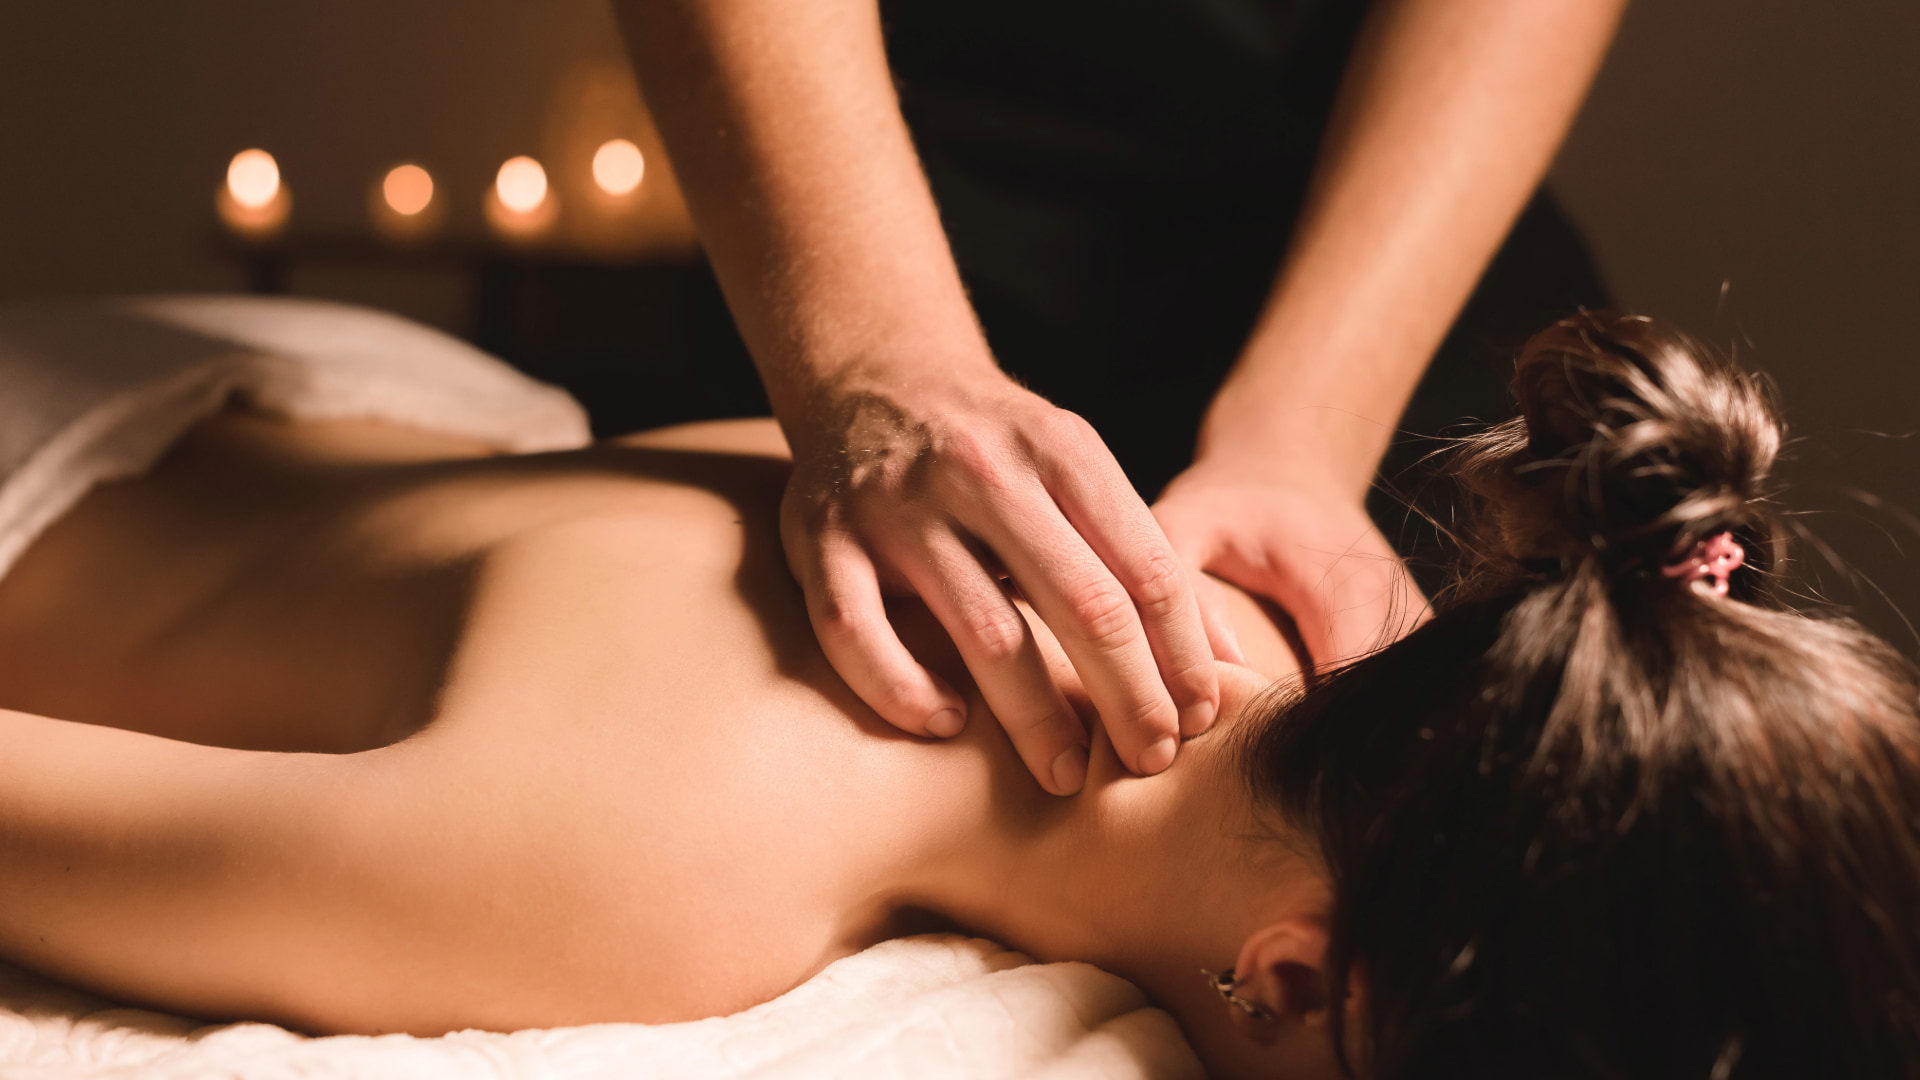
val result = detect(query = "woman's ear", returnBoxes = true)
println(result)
[1226,918,1336,1044]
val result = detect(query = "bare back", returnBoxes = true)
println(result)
[0,409,1300,1038]
[0,412,1045,1031]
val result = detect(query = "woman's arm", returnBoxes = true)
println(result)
[1157,0,1627,665]
[611,0,1218,792]
[0,708,581,1035]
[0,708,358,1026]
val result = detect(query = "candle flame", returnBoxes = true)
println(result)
[382,164,434,216]
[495,156,548,214]
[227,149,281,210]
[592,139,646,196]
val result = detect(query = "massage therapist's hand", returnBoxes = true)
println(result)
[1154,460,1426,672]
[611,0,1217,793]
[781,366,1219,795]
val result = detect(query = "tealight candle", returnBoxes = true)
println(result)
[484,155,557,242]
[216,148,291,238]
[592,138,646,197]
[369,163,443,243]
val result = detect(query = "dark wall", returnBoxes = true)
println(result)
[0,1,632,327]
[1551,0,1920,646]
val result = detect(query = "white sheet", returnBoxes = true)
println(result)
[0,936,1202,1080]
[0,295,590,583]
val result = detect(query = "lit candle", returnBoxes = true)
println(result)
[592,138,645,197]
[216,148,291,238]
[485,155,557,241]
[385,164,434,215]
[369,163,443,242]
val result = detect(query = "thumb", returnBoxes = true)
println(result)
[1155,507,1245,664]
[1194,570,1247,665]
[1280,545,1426,671]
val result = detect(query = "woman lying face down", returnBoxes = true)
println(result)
[0,312,1915,1079]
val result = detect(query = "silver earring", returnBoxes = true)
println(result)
[1202,968,1275,1023]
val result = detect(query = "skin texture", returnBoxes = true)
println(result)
[0,412,1347,1080]
[611,0,1627,789]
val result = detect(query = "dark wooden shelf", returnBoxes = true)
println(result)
[209,228,764,436]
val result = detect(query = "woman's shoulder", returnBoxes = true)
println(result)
[607,417,790,460]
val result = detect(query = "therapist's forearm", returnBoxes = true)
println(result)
[611,0,993,424]
[1200,0,1627,500]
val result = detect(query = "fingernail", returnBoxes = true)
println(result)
[927,708,966,738]
[1137,736,1177,776]
[1050,746,1089,795]
[1179,699,1216,737]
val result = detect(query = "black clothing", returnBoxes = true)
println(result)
[881,0,1609,504]
[884,0,1371,497]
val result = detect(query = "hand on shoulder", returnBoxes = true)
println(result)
[1155,459,1427,673]
[777,364,1219,794]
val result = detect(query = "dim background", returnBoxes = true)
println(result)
[1,1,1915,648]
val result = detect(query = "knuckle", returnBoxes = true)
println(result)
[809,520,861,554]
[1128,546,1187,617]
[868,670,926,716]
[1014,707,1077,741]
[1034,406,1091,445]
[1166,654,1219,702]
[812,595,875,644]
[938,427,1013,488]
[1036,410,1108,469]
[810,599,864,641]
[785,494,861,549]
[1111,695,1177,739]
[958,602,1029,662]
[1064,577,1139,649]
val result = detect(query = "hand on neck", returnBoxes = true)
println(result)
[868,583,1351,1077]
[910,661,1350,1078]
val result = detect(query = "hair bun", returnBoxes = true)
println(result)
[1456,311,1783,583]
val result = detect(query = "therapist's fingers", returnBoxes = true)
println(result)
[1192,571,1247,666]
[964,489,1205,777]
[1038,427,1220,737]
[1153,509,1247,666]
[903,530,1091,796]
[974,503,1176,776]
[784,514,968,738]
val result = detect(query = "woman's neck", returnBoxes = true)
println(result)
[885,662,1324,1052]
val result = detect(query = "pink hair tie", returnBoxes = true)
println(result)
[1662,531,1746,597]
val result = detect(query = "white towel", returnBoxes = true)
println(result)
[0,295,591,583]
[0,936,1202,1080]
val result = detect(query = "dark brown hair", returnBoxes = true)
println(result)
[1246,312,1920,1079]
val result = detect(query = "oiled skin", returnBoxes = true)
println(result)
[0,411,1302,1051]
